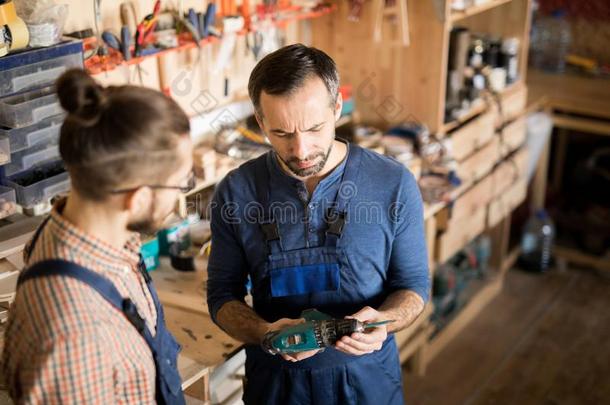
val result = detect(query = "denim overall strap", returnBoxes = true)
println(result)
[23,215,52,262]
[18,260,148,337]
[325,145,364,248]
[254,154,283,254]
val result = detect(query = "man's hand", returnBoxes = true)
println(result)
[335,306,388,356]
[263,318,321,362]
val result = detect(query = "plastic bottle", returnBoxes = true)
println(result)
[519,209,556,272]
[529,9,572,73]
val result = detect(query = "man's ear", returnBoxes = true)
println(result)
[334,92,343,122]
[254,111,271,142]
[255,111,265,134]
[123,187,152,215]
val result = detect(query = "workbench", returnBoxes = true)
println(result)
[526,68,610,275]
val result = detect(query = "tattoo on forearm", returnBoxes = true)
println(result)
[216,300,269,345]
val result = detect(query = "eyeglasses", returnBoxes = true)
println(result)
[110,171,196,194]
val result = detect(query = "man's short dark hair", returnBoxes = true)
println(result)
[248,44,339,117]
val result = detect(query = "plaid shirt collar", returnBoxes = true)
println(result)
[48,198,142,272]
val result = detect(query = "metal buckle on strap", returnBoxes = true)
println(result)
[260,222,280,242]
[326,211,346,236]
[122,299,146,333]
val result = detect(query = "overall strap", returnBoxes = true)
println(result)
[254,153,283,254]
[325,144,364,247]
[18,260,147,334]
[23,215,52,262]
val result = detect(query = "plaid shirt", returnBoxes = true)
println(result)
[2,199,158,404]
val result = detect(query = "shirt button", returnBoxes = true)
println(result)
[309,227,315,233]
[166,359,171,365]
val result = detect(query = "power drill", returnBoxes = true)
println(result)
[261,310,395,355]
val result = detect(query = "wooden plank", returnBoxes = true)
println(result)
[491,146,528,199]
[183,372,210,403]
[554,246,610,275]
[499,115,527,157]
[552,114,610,136]
[528,68,610,121]
[501,246,521,275]
[423,200,447,221]
[457,136,501,184]
[531,126,550,211]
[436,207,487,263]
[441,99,487,135]
[426,276,503,361]
[488,216,510,272]
[399,324,434,365]
[449,0,513,23]
[178,355,209,391]
[448,174,494,222]
[498,84,528,124]
[446,110,496,162]
[487,179,527,228]
[164,306,242,371]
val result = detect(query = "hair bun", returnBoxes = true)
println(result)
[56,69,105,121]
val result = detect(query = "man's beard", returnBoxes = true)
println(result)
[127,197,169,235]
[279,143,333,178]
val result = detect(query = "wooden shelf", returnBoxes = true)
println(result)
[441,80,524,134]
[450,0,514,24]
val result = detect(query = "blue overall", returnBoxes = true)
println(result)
[17,217,185,405]
[242,146,404,405]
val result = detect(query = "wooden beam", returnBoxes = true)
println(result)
[552,114,610,137]
[488,216,511,273]
[501,246,522,275]
[555,246,610,275]
[531,124,550,211]
[400,324,434,365]
[449,0,513,23]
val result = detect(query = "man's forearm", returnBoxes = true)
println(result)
[215,300,271,345]
[378,290,425,333]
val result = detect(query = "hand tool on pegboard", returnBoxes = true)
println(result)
[102,29,132,61]
[135,0,161,56]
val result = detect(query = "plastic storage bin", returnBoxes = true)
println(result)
[3,162,70,207]
[0,86,62,128]
[0,185,17,220]
[0,142,60,178]
[0,40,83,98]
[0,114,63,153]
[0,136,9,165]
